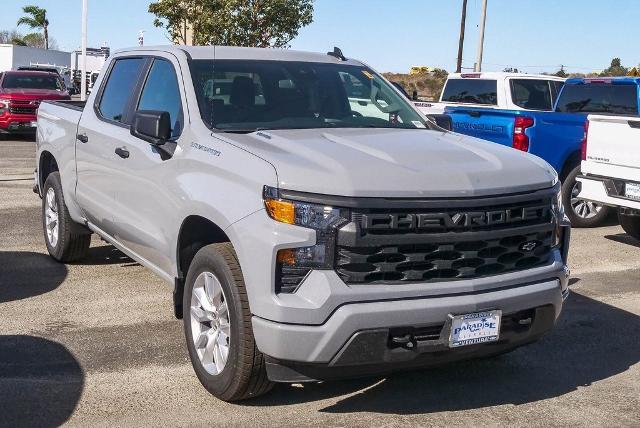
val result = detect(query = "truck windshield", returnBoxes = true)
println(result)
[555,83,638,115]
[190,60,428,132]
[1,73,63,91]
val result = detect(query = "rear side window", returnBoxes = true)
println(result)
[441,79,497,105]
[556,84,638,115]
[510,79,553,110]
[137,59,184,138]
[98,58,145,123]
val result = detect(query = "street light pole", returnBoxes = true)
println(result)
[81,0,88,101]
[456,0,468,73]
[474,0,488,72]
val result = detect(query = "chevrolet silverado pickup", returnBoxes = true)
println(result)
[443,77,640,228]
[415,72,565,115]
[578,114,640,240]
[0,70,69,137]
[35,46,570,401]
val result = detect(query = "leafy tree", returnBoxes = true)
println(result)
[0,28,57,49]
[149,0,314,47]
[601,57,628,77]
[17,5,49,49]
[555,65,567,78]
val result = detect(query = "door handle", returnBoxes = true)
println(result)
[76,133,88,143]
[115,147,130,159]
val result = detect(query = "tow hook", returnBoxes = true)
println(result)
[391,334,415,349]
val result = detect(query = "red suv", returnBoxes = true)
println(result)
[0,70,70,137]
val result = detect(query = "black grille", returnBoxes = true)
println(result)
[336,191,556,285]
[9,106,37,115]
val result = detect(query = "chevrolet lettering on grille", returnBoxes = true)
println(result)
[361,205,550,231]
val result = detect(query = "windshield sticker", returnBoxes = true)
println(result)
[362,70,374,79]
[191,142,221,157]
[412,121,426,128]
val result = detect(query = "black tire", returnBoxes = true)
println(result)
[619,211,640,241]
[562,165,610,227]
[42,172,91,262]
[183,243,273,401]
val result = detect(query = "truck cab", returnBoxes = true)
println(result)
[416,72,565,115]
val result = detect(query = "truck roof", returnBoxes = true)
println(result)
[113,45,366,66]
[447,72,565,81]
[565,76,640,85]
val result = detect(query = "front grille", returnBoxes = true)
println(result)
[9,106,37,115]
[336,190,556,285]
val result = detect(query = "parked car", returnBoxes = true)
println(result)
[442,77,640,227]
[577,114,640,240]
[415,72,565,115]
[35,45,570,401]
[0,70,70,137]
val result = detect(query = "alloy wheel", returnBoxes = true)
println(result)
[45,187,59,247]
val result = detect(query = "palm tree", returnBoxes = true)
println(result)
[17,5,49,49]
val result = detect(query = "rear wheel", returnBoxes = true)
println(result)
[619,211,640,241]
[562,165,610,227]
[42,172,91,262]
[183,243,273,401]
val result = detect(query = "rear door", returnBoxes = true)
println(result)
[75,57,147,233]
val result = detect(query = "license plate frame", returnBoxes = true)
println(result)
[625,182,640,201]
[448,310,502,348]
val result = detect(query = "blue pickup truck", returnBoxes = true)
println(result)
[445,77,640,227]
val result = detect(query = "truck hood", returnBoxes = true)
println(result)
[0,88,69,101]
[220,128,557,198]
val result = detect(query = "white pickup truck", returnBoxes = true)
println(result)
[578,114,640,240]
[416,72,566,115]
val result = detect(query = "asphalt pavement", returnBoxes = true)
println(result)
[0,138,638,427]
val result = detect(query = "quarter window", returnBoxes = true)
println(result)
[98,58,145,123]
[137,59,184,138]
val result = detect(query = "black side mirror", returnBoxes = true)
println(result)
[426,114,453,131]
[131,110,171,145]
[412,90,418,101]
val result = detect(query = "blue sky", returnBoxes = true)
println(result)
[1,0,637,74]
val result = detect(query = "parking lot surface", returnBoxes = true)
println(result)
[1,138,639,427]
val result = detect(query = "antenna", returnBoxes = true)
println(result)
[327,47,346,61]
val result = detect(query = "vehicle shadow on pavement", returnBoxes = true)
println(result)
[0,251,67,303]
[605,233,640,249]
[0,335,84,427]
[254,292,640,413]
[73,244,137,266]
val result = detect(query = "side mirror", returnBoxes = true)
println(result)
[426,114,453,131]
[412,90,418,101]
[131,110,171,145]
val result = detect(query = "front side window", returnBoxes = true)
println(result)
[510,79,553,110]
[441,79,498,105]
[190,59,428,132]
[137,59,183,138]
[1,73,63,91]
[98,58,145,123]
[555,83,638,115]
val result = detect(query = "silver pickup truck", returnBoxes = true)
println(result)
[35,45,571,401]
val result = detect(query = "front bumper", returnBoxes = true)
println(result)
[0,114,37,134]
[577,175,640,210]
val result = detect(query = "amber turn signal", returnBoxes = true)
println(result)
[264,199,295,224]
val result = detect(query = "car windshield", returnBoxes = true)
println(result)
[190,59,428,132]
[1,73,64,91]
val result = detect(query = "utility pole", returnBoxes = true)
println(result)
[474,0,488,72]
[81,0,88,101]
[456,0,468,73]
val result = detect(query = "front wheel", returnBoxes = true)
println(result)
[619,211,640,241]
[183,243,273,401]
[562,165,610,227]
[42,172,91,262]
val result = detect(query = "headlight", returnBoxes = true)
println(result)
[264,186,349,293]
[0,99,10,113]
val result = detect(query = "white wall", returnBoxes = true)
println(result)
[70,51,107,74]
[0,44,15,72]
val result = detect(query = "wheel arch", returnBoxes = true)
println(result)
[559,149,582,181]
[38,150,59,193]
[173,215,232,319]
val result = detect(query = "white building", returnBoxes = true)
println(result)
[70,45,110,75]
[0,44,71,72]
